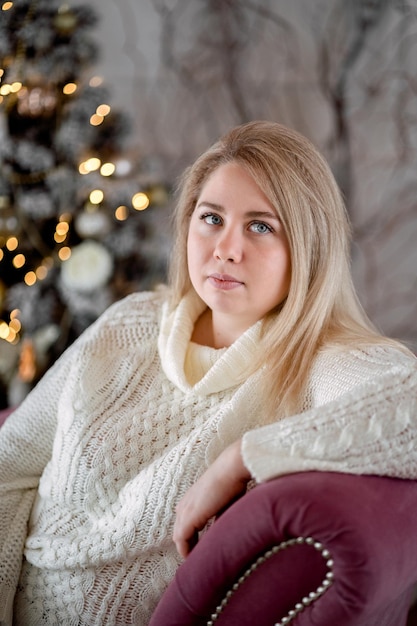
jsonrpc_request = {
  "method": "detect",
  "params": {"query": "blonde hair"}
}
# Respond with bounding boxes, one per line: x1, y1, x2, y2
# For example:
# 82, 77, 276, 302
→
168, 120, 405, 417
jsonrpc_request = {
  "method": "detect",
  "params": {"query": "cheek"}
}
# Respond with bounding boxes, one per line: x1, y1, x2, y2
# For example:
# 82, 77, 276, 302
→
263, 246, 291, 296
187, 225, 210, 261
186, 231, 203, 278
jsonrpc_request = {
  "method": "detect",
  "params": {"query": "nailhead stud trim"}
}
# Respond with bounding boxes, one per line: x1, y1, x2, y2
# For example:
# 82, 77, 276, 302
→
206, 536, 334, 626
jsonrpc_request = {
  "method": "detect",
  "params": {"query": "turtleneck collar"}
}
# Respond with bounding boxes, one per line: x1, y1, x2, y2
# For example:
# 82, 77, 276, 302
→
157, 290, 262, 395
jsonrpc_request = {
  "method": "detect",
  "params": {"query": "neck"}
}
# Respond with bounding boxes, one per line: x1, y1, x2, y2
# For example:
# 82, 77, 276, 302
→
191, 309, 253, 348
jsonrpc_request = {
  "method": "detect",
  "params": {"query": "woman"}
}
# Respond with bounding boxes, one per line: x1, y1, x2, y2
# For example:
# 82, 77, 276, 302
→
1, 121, 416, 625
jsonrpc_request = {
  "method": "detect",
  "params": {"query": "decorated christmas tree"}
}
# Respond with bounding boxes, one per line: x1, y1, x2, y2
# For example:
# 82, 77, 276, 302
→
0, 0, 169, 407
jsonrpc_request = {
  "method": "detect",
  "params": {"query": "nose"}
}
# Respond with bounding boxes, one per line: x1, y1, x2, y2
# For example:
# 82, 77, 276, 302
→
213, 227, 243, 263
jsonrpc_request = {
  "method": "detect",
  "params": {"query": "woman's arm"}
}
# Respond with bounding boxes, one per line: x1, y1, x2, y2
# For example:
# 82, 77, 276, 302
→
173, 351, 417, 558
242, 360, 417, 483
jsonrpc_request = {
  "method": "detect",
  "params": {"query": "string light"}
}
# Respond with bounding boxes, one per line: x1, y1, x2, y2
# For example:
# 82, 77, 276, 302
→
58, 246, 71, 261
56, 221, 69, 236
12, 253, 25, 269
0, 322, 9, 340
90, 113, 103, 126
24, 271, 36, 286
132, 192, 150, 211
90, 104, 111, 127
100, 162, 115, 176
89, 189, 104, 204
54, 217, 70, 243
115, 205, 128, 221
85, 157, 101, 172
2, 2, 13, 11
63, 82, 77, 95
6, 236, 18, 251
96, 104, 110, 117
9, 317, 21, 333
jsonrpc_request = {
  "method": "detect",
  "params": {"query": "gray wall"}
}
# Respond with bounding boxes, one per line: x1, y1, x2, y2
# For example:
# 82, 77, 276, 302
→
88, 0, 417, 350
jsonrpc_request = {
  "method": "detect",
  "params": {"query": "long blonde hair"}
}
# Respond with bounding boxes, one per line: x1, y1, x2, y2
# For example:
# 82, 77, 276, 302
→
168, 120, 406, 417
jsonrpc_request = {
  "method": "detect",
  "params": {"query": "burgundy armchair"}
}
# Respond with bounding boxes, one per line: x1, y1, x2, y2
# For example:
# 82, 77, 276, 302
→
150, 471, 417, 626
1, 409, 416, 625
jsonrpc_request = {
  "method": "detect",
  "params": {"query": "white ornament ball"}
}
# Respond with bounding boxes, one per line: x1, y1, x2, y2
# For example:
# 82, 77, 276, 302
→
61, 240, 114, 293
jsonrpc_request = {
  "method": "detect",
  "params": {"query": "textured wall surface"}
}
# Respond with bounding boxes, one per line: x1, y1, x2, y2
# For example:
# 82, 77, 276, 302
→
88, 0, 417, 350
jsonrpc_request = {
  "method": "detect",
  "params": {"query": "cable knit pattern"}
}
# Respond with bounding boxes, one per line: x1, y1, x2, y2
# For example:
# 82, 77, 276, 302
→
0, 290, 416, 625
242, 350, 417, 481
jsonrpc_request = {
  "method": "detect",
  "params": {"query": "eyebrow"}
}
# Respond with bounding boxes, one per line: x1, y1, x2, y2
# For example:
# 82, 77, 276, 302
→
196, 201, 280, 221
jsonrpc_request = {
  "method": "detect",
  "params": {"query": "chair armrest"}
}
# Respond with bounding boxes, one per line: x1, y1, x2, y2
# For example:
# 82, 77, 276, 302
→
150, 472, 417, 626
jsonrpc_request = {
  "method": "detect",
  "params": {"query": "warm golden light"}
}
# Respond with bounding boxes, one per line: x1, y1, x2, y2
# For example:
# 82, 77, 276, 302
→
2, 2, 13, 11
10, 308, 20, 319
10, 81, 22, 93
12, 253, 25, 268
0, 250, 3, 261
0, 322, 8, 339
63, 82, 77, 95
58, 246, 71, 261
6, 236, 18, 251
89, 189, 104, 204
24, 271, 37, 286
90, 114, 103, 126
54, 232, 66, 243
100, 162, 115, 176
56, 221, 69, 236
115, 205, 129, 221
5, 327, 16, 343
84, 157, 101, 172
9, 317, 21, 332
96, 104, 110, 117
132, 192, 150, 211
0, 84, 11, 96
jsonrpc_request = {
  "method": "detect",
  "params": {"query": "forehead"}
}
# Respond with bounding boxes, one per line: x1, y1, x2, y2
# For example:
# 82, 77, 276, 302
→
198, 162, 275, 210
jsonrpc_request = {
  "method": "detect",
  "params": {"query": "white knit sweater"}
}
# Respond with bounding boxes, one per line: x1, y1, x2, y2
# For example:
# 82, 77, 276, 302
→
0, 290, 416, 626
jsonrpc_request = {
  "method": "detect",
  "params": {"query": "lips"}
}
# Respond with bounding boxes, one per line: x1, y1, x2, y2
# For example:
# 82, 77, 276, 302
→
208, 273, 244, 290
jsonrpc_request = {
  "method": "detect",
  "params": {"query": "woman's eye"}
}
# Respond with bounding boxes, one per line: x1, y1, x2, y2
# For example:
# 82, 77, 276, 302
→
201, 213, 222, 226
249, 222, 273, 234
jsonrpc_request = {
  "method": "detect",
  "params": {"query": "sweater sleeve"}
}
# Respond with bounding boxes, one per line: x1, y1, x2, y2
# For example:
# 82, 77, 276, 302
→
241, 352, 417, 483
0, 328, 94, 625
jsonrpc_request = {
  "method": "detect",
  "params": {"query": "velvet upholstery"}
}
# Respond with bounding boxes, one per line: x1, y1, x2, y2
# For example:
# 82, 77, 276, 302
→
150, 472, 417, 626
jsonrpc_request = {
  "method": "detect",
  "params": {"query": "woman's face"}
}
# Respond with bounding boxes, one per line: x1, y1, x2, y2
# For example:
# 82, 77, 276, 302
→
187, 162, 291, 343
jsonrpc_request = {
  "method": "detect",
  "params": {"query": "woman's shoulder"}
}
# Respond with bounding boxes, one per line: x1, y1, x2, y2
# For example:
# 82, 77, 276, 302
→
305, 343, 417, 408
104, 288, 169, 321
83, 288, 170, 347
315, 342, 415, 371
